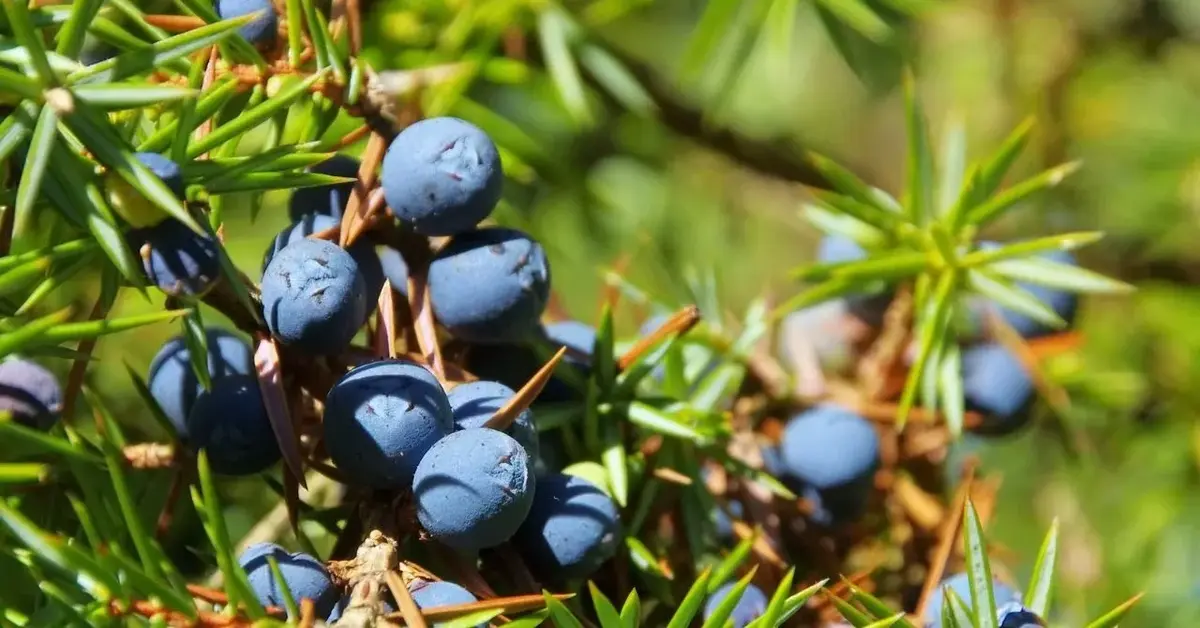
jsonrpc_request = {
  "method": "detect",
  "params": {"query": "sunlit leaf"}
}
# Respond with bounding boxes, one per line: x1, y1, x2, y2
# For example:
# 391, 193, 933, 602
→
963, 498, 997, 628
1024, 518, 1059, 616
69, 13, 255, 83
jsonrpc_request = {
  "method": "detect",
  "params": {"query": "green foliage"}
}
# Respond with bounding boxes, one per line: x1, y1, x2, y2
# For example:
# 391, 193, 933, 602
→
0, 0, 1165, 626
781, 80, 1129, 430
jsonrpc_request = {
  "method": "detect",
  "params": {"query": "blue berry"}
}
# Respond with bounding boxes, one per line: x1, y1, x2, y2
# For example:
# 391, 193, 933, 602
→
262, 214, 384, 304
533, 430, 567, 476
133, 152, 185, 199
962, 343, 1035, 435
545, 320, 595, 357
428, 227, 550, 344
713, 500, 743, 543
761, 444, 785, 478
148, 328, 254, 438
135, 218, 221, 297
188, 374, 280, 476
539, 320, 595, 402
239, 543, 337, 618
702, 582, 768, 628
462, 342, 540, 395
411, 580, 481, 627
462, 322, 592, 404
447, 380, 539, 460
924, 573, 1022, 627
261, 238, 367, 355
378, 245, 410, 297
779, 405, 879, 523
323, 359, 453, 489
80, 38, 117, 65
976, 242, 1078, 338
381, 117, 503, 236
780, 405, 878, 489
215, 0, 278, 46
998, 603, 1047, 627
817, 234, 868, 264
0, 358, 62, 431
413, 428, 535, 551
288, 154, 359, 221
514, 473, 619, 581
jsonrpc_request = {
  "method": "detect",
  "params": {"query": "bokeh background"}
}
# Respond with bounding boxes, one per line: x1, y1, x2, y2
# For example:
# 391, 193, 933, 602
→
47, 0, 1200, 625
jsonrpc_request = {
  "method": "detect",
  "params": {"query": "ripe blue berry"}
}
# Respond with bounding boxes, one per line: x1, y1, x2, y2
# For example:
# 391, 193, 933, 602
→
461, 321, 592, 404
148, 328, 254, 438
780, 405, 879, 489
381, 117, 503, 236
428, 227, 550, 344
976, 243, 1078, 338
188, 374, 280, 475
135, 218, 221, 297
924, 573, 1022, 627
261, 238, 367, 355
133, 152, 185, 199
323, 360, 453, 488
215, 0, 278, 46
779, 405, 879, 523
411, 580, 481, 627
998, 602, 1046, 627
288, 154, 359, 221
413, 428, 535, 552
447, 380, 539, 460
514, 473, 619, 581
817, 234, 868, 264
712, 500, 743, 543
378, 245, 410, 296
539, 320, 594, 402
962, 343, 1034, 435
0, 358, 62, 431
761, 444, 786, 478
239, 543, 337, 618
262, 214, 384, 304
702, 582, 768, 628
462, 342, 539, 395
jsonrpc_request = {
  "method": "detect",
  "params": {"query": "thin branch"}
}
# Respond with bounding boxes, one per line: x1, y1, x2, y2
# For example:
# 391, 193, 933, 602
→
527, 34, 835, 190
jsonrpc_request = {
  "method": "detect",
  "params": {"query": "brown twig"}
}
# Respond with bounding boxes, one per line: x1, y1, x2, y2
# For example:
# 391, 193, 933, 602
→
194, 47, 221, 153
340, 132, 387, 247
406, 269, 445, 380
122, 443, 176, 469
255, 336, 307, 489
384, 593, 576, 622
155, 465, 192, 540
331, 123, 372, 150
377, 279, 399, 359
62, 296, 110, 420
527, 36, 835, 190
386, 570, 429, 628
617, 305, 701, 370
483, 347, 566, 431
346, 0, 363, 56
142, 14, 207, 32
914, 458, 977, 618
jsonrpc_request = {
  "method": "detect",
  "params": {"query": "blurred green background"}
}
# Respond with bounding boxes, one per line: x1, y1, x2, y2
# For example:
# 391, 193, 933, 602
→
44, 0, 1200, 624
